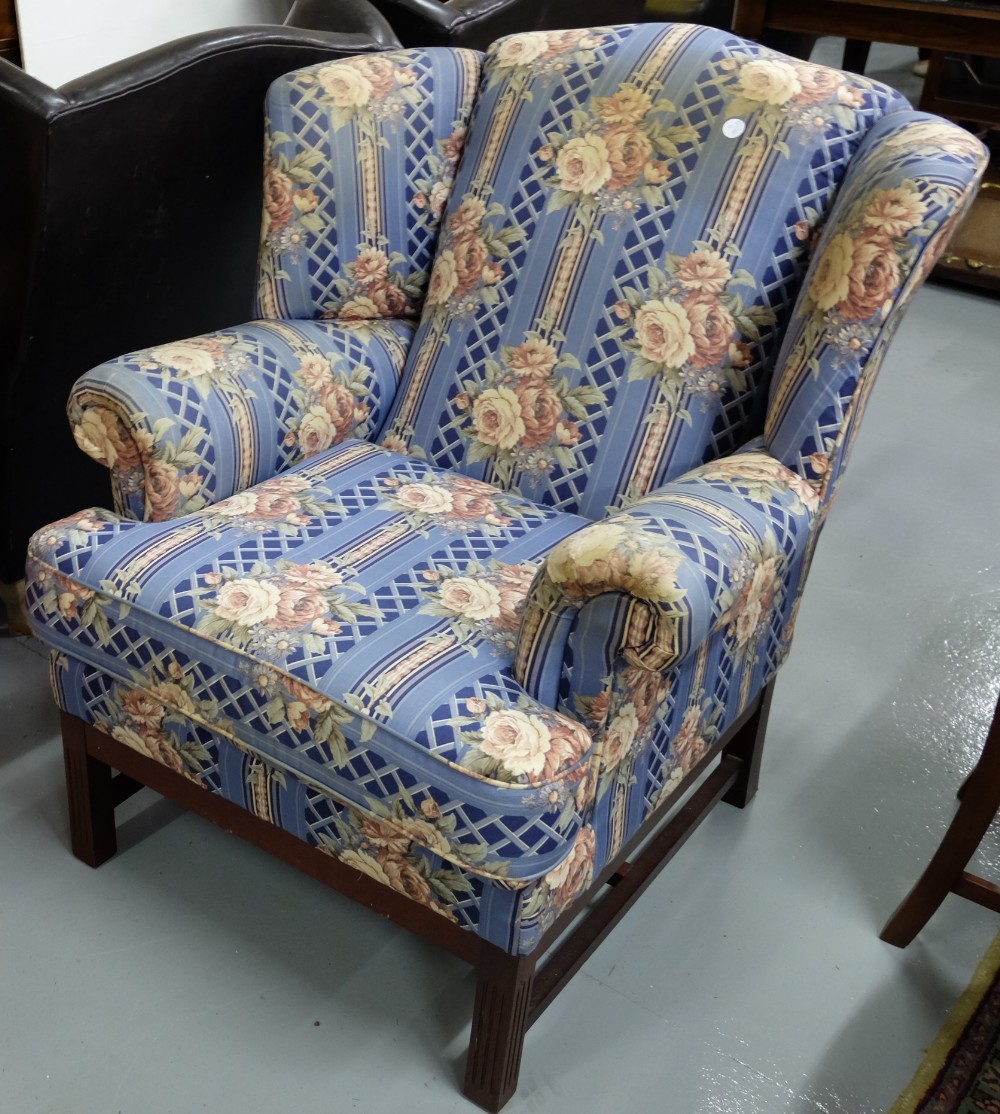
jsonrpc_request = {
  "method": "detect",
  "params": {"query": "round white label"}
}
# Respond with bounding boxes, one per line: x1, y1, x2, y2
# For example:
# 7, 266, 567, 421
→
722, 118, 746, 138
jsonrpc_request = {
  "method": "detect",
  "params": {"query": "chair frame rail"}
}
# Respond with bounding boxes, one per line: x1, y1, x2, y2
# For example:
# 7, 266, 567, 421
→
60, 679, 774, 1111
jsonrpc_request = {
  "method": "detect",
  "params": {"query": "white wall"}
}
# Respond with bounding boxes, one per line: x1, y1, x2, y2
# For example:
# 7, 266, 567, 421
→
17, 0, 290, 88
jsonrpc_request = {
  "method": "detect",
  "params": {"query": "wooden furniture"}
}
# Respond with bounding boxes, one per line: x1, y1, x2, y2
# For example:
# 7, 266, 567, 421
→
881, 691, 1000, 947
733, 0, 1000, 56
1, 0, 19, 65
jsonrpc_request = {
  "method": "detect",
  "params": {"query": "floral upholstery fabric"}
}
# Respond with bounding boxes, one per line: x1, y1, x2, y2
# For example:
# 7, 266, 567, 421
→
256, 48, 482, 321
764, 114, 987, 496
380, 24, 909, 518
69, 318, 414, 519
29, 441, 592, 883
28, 27, 987, 955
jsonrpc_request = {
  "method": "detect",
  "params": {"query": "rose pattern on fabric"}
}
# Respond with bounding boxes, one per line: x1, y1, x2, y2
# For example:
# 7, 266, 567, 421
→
576, 663, 671, 790
443, 335, 604, 488
69, 333, 264, 520
418, 559, 538, 652
799, 178, 944, 372
485, 29, 608, 84
69, 399, 205, 522
198, 473, 343, 538
413, 124, 469, 221
417, 193, 523, 323
719, 52, 875, 152
519, 824, 598, 933
543, 520, 686, 607
196, 556, 377, 659
321, 243, 427, 321
377, 471, 526, 536
539, 79, 697, 222
696, 453, 822, 514
312, 55, 422, 126
718, 531, 785, 653
655, 694, 721, 802
281, 351, 377, 458
455, 692, 591, 789
614, 244, 776, 412
316, 801, 477, 920
86, 659, 216, 785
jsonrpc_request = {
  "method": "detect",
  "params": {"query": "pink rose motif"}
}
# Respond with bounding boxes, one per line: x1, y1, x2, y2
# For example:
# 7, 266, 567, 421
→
297, 405, 335, 457
284, 563, 344, 590
507, 338, 559, 377
253, 491, 303, 520
452, 234, 489, 296
322, 382, 360, 442
347, 55, 395, 98
450, 490, 497, 519
145, 459, 181, 520
840, 228, 900, 321
352, 248, 390, 283
515, 378, 563, 448
449, 197, 487, 237
684, 294, 736, 369
675, 248, 732, 294
263, 164, 295, 231
544, 826, 597, 911
271, 585, 329, 629
604, 124, 653, 192
793, 62, 843, 105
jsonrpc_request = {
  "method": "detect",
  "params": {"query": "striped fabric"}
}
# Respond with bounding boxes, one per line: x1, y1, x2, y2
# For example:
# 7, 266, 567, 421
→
29, 26, 987, 955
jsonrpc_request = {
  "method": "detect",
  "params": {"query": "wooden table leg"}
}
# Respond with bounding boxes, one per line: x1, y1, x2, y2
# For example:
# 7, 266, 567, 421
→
881, 692, 1000, 948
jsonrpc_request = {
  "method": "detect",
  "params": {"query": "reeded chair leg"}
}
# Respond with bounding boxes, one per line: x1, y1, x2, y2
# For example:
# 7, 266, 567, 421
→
464, 948, 536, 1112
722, 681, 775, 809
881, 693, 1000, 948
61, 713, 118, 867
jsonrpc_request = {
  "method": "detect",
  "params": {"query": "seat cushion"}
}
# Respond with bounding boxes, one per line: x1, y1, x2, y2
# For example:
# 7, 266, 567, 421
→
27, 440, 594, 882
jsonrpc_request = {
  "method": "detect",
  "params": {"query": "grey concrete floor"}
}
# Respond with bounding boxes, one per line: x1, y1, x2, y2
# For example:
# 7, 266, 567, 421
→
2, 43, 1000, 1114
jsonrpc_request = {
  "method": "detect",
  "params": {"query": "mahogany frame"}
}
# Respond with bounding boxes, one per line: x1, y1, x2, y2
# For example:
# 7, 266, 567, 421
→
60, 679, 774, 1111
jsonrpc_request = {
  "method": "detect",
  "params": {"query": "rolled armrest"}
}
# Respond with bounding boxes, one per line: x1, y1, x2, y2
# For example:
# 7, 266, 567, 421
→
69, 317, 414, 521
514, 448, 820, 707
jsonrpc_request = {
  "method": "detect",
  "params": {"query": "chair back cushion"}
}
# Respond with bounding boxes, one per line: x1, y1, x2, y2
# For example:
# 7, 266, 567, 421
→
381, 24, 907, 518
255, 47, 482, 321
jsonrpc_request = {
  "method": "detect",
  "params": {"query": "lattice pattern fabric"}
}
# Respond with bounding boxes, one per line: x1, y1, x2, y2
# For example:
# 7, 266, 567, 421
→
379, 24, 910, 519
27, 25, 988, 957
69, 318, 414, 519
255, 48, 482, 321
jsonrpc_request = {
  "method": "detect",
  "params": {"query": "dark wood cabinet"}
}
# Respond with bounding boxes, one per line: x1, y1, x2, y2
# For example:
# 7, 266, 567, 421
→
1, 0, 20, 65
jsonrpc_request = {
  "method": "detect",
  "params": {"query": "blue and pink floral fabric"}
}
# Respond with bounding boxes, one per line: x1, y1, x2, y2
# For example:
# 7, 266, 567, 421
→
28, 25, 987, 954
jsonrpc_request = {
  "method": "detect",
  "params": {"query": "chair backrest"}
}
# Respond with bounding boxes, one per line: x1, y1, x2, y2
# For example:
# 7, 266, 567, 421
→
255, 48, 482, 321
380, 24, 908, 519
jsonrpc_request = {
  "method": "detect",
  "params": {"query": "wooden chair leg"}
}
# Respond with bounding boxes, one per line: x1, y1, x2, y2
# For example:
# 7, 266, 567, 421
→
722, 681, 775, 809
464, 948, 536, 1113
61, 713, 118, 867
881, 693, 1000, 948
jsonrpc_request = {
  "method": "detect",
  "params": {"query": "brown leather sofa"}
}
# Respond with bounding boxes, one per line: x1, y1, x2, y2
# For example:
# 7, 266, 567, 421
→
0, 5, 398, 616
356, 0, 647, 48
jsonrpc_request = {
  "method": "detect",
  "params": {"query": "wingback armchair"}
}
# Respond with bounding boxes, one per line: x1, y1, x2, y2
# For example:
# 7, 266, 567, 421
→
25, 23, 985, 1111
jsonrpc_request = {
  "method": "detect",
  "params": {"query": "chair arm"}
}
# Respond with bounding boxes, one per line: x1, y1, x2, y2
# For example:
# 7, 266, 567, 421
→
68, 317, 414, 521
764, 110, 988, 505
513, 448, 819, 707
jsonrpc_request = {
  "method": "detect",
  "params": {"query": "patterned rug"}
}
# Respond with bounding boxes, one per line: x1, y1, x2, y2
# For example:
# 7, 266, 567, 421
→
890, 932, 1000, 1113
